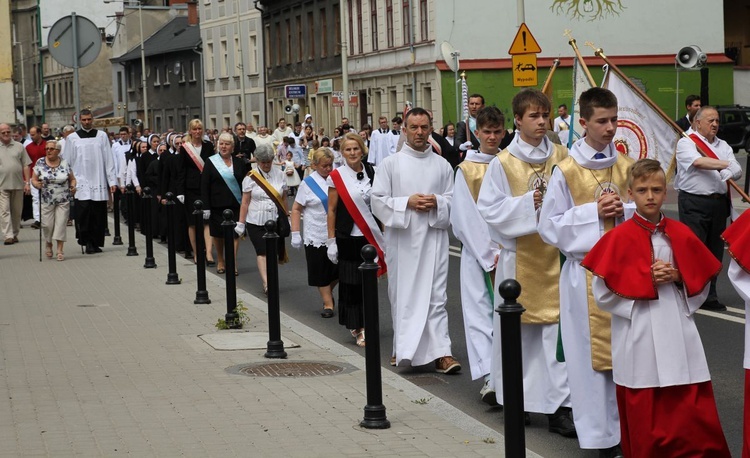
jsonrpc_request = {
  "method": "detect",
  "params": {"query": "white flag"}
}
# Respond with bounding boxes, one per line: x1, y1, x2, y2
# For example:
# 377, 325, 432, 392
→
567, 57, 592, 147
461, 75, 469, 121
602, 66, 681, 173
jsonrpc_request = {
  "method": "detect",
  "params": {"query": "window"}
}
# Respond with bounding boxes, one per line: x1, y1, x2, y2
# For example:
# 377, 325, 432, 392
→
402, 0, 411, 46
117, 71, 123, 102
127, 66, 135, 91
285, 19, 291, 64
190, 59, 197, 82
178, 61, 186, 83
235, 37, 241, 77
371, 0, 378, 51
334, 7, 341, 55
386, 0, 393, 48
348, 1, 354, 56
320, 8, 328, 58
249, 35, 258, 74
264, 24, 272, 68
207, 42, 215, 78
419, 0, 428, 41
163, 65, 170, 85
220, 39, 228, 77
296, 15, 302, 63
153, 65, 160, 86
275, 21, 282, 66
307, 12, 315, 59
356, 0, 363, 54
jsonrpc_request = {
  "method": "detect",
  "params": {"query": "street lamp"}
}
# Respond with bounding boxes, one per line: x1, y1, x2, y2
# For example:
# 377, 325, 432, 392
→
105, 0, 148, 130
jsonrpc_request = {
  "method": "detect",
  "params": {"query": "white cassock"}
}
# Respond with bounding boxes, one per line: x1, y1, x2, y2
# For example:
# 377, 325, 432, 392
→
729, 260, 750, 370
371, 143, 454, 366
111, 141, 130, 188
477, 140, 571, 414
594, 232, 710, 388
65, 130, 116, 201
450, 150, 500, 380
367, 129, 393, 166
537, 140, 633, 449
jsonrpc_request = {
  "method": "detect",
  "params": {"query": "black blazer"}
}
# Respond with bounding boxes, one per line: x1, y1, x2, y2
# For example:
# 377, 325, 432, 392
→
144, 156, 161, 193
175, 140, 214, 197
676, 116, 691, 132
201, 155, 247, 210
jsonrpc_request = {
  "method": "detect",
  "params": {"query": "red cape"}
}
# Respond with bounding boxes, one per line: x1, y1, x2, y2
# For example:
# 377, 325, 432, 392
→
722, 209, 750, 273
581, 213, 721, 300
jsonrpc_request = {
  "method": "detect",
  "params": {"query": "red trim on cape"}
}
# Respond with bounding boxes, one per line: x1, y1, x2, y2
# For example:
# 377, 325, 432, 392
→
722, 209, 750, 273
329, 169, 387, 276
581, 213, 721, 300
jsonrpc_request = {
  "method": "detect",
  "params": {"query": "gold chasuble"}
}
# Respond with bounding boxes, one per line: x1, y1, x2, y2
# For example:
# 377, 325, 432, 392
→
456, 160, 489, 203
556, 153, 633, 371
498, 145, 568, 325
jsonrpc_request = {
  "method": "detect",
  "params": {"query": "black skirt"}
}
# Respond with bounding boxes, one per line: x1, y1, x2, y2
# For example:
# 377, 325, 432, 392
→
208, 205, 241, 238
336, 235, 367, 329
304, 244, 339, 287
246, 223, 278, 256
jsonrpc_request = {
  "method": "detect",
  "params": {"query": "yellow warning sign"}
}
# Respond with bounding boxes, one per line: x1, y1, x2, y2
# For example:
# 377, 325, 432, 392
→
508, 23, 542, 55
512, 54, 538, 87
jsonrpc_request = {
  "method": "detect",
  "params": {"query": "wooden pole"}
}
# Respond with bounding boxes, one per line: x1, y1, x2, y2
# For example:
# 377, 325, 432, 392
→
541, 58, 560, 96
564, 30, 597, 87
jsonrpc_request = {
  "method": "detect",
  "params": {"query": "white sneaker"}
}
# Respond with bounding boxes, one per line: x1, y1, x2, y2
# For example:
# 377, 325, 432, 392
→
480, 379, 499, 406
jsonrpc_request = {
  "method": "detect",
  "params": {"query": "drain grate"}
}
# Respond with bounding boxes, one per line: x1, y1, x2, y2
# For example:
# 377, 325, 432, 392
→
228, 361, 349, 377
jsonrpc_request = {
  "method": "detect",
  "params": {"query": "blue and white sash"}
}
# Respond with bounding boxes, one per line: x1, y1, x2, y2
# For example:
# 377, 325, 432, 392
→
304, 175, 328, 213
209, 155, 241, 204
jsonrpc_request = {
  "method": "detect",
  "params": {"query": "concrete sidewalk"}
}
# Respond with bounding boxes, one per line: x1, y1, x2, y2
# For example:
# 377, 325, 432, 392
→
0, 220, 536, 457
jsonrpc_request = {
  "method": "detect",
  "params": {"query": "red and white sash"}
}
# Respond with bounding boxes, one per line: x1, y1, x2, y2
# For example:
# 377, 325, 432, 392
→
329, 168, 387, 276
182, 141, 205, 172
428, 135, 442, 156
689, 133, 731, 197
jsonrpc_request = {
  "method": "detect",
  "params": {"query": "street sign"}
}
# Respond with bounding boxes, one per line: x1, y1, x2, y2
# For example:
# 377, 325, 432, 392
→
332, 91, 358, 107
48, 14, 102, 68
315, 79, 333, 94
508, 23, 542, 55
285, 84, 307, 99
512, 54, 538, 87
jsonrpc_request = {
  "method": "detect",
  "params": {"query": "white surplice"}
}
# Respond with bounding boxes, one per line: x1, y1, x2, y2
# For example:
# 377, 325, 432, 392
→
476, 137, 571, 414
451, 150, 500, 380
537, 138, 631, 449
367, 129, 394, 166
371, 143, 454, 366
728, 260, 750, 370
64, 130, 116, 201
594, 231, 711, 388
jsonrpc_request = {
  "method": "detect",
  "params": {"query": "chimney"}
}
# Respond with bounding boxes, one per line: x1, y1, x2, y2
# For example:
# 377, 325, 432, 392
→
187, 0, 198, 26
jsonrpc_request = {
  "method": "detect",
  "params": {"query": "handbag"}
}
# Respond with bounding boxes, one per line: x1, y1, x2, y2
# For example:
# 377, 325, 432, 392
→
276, 213, 291, 237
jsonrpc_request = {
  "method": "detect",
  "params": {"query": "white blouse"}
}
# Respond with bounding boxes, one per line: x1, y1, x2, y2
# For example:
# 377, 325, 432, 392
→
326, 163, 372, 237
294, 171, 329, 247
241, 167, 288, 226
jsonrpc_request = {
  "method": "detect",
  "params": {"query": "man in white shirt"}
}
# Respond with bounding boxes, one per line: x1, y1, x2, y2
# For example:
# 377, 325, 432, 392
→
272, 118, 293, 145
553, 104, 572, 133
674, 105, 742, 311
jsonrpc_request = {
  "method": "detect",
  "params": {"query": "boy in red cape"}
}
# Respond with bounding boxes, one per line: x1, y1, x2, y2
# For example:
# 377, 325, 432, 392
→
582, 159, 730, 458
725, 208, 750, 458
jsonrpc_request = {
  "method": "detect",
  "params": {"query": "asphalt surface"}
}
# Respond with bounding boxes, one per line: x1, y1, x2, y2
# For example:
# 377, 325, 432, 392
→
218, 152, 750, 457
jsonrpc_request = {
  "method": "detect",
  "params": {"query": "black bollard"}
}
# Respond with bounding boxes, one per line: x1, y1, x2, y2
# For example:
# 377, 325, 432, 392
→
222, 210, 241, 328
164, 192, 181, 285
263, 219, 287, 358
193, 200, 211, 304
125, 184, 138, 256
497, 279, 526, 457
359, 245, 390, 429
142, 187, 157, 268
112, 188, 123, 245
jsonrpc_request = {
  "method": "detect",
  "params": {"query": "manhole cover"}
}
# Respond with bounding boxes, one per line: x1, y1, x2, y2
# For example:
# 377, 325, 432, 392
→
227, 361, 352, 377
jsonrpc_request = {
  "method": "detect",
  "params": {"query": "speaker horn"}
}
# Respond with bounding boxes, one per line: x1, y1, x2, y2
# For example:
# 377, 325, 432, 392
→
676, 45, 707, 69
284, 105, 293, 115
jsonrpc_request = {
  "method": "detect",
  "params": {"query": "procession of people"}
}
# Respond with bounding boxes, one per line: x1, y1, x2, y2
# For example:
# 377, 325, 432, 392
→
6, 86, 750, 457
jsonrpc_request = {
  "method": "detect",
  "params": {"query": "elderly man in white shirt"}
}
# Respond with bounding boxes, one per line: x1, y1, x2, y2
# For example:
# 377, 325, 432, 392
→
674, 105, 742, 311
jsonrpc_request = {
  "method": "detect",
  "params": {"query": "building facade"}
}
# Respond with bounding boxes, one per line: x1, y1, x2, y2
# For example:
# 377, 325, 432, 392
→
199, 0, 266, 131
11, 0, 42, 126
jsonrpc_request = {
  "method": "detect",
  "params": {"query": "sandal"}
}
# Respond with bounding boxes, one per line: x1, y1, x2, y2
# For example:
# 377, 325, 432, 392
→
216, 266, 226, 274
45, 244, 53, 258
57, 252, 64, 261
355, 329, 366, 347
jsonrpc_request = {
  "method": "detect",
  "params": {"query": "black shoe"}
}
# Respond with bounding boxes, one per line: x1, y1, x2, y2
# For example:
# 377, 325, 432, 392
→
320, 307, 334, 318
30, 221, 40, 229
93, 245, 102, 253
547, 407, 577, 438
104, 228, 111, 236
598, 445, 623, 458
85, 242, 96, 254
524, 412, 531, 425
700, 300, 727, 311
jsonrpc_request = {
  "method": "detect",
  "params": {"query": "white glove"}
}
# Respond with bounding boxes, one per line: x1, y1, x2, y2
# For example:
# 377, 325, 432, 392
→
326, 238, 338, 264
291, 231, 302, 249
459, 141, 473, 152
719, 169, 733, 182
176, 194, 185, 204
203, 210, 210, 220
234, 222, 246, 237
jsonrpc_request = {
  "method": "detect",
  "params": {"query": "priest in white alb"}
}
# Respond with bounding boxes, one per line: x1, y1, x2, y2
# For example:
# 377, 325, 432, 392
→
371, 107, 461, 374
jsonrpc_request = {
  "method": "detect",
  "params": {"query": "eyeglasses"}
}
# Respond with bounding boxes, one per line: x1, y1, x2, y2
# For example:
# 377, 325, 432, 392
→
45, 147, 57, 151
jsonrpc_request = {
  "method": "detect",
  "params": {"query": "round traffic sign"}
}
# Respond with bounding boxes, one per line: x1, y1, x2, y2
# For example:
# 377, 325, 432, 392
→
47, 14, 102, 68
